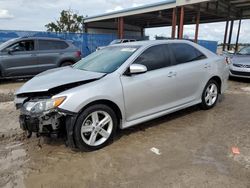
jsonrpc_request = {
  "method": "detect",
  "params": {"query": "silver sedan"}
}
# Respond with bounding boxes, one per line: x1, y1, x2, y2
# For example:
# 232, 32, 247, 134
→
15, 40, 229, 151
229, 46, 250, 78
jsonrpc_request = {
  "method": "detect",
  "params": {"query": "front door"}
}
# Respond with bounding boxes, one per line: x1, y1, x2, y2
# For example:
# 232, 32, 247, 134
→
121, 44, 177, 122
1, 40, 38, 77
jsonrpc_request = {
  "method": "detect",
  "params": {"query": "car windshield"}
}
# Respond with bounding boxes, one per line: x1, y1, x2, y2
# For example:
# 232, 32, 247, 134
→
238, 47, 250, 55
73, 46, 139, 73
110, 39, 122, 45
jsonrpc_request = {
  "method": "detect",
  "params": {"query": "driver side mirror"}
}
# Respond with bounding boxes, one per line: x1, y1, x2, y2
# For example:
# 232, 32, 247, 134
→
127, 64, 147, 75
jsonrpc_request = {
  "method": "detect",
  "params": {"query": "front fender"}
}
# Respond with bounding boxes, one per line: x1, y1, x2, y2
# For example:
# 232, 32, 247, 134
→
54, 73, 125, 119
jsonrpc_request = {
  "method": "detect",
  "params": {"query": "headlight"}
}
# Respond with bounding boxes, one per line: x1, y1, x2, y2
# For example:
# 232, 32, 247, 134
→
24, 96, 66, 113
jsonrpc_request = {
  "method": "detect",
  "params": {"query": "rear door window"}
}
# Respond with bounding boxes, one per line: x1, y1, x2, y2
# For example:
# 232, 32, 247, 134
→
133, 44, 172, 71
38, 40, 69, 50
170, 43, 206, 65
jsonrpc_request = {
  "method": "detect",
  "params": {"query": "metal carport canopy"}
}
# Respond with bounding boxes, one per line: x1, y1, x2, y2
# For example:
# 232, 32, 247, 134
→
84, 0, 250, 28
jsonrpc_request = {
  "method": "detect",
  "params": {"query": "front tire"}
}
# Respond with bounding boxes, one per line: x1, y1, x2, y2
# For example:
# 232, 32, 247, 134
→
74, 104, 117, 151
200, 80, 219, 110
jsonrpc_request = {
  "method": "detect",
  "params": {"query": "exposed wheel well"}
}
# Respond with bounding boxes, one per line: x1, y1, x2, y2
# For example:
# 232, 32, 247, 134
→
209, 76, 222, 93
78, 100, 122, 125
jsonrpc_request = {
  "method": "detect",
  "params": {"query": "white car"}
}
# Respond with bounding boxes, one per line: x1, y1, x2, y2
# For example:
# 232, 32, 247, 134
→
229, 46, 250, 78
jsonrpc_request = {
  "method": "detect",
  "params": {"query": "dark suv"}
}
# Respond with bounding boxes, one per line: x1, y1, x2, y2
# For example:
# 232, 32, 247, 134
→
0, 37, 82, 78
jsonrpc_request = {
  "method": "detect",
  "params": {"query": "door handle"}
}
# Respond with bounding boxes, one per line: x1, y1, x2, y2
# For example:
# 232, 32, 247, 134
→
168, 71, 177, 77
204, 63, 211, 68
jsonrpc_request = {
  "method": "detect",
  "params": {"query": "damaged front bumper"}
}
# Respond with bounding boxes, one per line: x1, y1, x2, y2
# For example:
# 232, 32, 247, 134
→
15, 96, 67, 134
19, 107, 64, 136
15, 95, 79, 148
18, 106, 78, 148
15, 96, 71, 135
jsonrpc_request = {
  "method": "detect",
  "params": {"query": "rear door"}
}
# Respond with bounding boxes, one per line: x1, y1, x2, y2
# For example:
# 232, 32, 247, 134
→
168, 43, 210, 105
121, 44, 178, 121
1, 39, 39, 77
36, 40, 69, 73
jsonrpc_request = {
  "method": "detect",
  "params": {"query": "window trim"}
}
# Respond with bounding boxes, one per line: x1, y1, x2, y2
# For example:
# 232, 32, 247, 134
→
37, 39, 69, 51
3, 39, 36, 53
169, 43, 207, 66
129, 44, 173, 73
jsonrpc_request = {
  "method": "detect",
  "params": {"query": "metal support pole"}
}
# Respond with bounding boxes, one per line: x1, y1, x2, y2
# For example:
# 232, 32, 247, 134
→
178, 6, 184, 39
171, 8, 177, 39
227, 20, 234, 51
223, 20, 229, 51
117, 18, 120, 38
141, 28, 144, 38
235, 19, 242, 52
84, 23, 88, 33
118, 17, 124, 39
194, 8, 200, 43
177, 23, 180, 39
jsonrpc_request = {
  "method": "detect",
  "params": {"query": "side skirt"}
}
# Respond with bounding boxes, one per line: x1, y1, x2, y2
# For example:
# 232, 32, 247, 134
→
121, 100, 201, 129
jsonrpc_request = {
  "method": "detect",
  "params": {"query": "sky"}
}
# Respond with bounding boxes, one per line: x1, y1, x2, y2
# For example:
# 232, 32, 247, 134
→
0, 0, 250, 43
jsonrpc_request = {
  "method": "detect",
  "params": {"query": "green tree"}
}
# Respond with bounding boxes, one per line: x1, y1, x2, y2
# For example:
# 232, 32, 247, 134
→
45, 9, 85, 33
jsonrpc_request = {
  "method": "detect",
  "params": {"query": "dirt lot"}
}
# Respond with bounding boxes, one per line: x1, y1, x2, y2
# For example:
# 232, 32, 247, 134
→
0, 80, 26, 102
0, 79, 249, 188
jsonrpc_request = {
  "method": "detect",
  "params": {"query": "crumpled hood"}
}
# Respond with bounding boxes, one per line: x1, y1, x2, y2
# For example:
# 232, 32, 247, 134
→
16, 66, 106, 95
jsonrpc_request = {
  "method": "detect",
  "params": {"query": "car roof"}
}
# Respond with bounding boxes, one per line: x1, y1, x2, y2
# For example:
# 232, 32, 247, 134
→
111, 39, 216, 57
17, 37, 66, 41
112, 39, 195, 47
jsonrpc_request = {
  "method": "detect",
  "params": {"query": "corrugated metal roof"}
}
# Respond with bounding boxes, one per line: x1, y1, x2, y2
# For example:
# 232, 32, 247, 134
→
84, 0, 176, 23
84, 0, 250, 27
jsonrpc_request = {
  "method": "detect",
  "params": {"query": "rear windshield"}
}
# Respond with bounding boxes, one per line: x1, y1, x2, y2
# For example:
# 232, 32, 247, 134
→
110, 40, 122, 45
73, 46, 139, 73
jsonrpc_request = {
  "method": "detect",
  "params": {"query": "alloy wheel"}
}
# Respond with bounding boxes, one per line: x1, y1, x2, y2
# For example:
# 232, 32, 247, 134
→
205, 83, 218, 106
80, 111, 113, 146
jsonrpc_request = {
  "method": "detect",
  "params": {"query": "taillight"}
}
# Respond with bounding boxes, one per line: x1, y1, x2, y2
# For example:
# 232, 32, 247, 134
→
75, 51, 81, 58
225, 57, 231, 65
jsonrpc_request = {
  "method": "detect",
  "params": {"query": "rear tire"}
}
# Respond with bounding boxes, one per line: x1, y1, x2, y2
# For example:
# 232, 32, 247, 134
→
200, 80, 219, 110
74, 104, 118, 151
60, 61, 74, 67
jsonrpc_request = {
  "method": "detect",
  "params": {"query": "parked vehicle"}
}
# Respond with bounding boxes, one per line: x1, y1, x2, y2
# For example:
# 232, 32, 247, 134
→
110, 39, 137, 45
96, 38, 137, 51
0, 37, 81, 79
228, 46, 250, 78
15, 40, 229, 151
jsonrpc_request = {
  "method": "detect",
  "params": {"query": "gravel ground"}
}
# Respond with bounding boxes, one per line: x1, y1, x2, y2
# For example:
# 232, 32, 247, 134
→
0, 79, 249, 188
